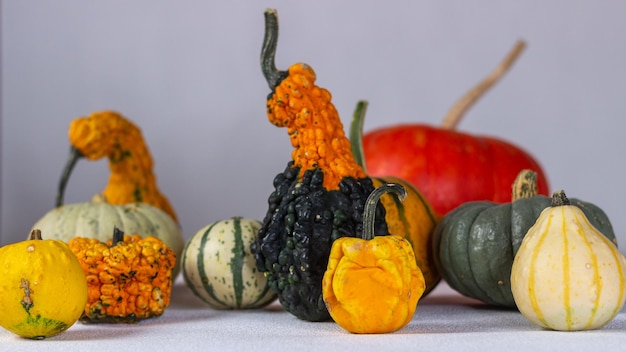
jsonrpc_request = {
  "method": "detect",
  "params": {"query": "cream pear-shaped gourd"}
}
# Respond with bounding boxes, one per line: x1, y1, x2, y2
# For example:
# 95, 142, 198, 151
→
511, 190, 626, 331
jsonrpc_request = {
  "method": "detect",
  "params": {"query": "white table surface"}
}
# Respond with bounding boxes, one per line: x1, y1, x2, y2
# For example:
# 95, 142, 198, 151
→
2, 276, 625, 352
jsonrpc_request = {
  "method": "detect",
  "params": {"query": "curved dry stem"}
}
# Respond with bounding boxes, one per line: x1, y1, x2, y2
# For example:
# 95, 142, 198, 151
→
441, 40, 527, 130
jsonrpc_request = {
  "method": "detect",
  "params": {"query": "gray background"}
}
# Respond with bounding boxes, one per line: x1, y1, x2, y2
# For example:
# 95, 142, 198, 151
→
2, 1, 625, 253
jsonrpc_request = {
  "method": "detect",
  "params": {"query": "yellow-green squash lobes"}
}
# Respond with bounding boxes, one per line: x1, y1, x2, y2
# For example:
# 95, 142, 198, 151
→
511, 191, 626, 331
182, 217, 277, 309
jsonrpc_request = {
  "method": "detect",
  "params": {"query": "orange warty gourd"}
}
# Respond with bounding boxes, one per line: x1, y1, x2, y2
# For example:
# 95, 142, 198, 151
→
68, 227, 176, 323
265, 58, 366, 191
58, 110, 177, 222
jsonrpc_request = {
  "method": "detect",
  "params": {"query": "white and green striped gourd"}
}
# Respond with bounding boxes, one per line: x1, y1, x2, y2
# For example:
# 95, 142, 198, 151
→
182, 217, 277, 309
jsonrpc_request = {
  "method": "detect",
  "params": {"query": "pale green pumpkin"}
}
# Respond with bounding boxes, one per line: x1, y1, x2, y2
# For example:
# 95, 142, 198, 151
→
31, 200, 184, 278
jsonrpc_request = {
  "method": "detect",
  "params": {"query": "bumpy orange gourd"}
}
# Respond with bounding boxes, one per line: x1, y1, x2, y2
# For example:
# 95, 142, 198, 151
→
58, 111, 177, 222
68, 227, 176, 323
322, 183, 426, 334
266, 61, 366, 191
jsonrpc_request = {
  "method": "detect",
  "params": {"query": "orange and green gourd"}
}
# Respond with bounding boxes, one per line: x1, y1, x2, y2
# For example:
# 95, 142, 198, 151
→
57, 111, 177, 223
68, 227, 176, 323
251, 9, 389, 322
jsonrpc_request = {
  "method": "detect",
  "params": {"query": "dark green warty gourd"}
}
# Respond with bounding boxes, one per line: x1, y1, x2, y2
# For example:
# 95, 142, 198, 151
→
250, 9, 388, 322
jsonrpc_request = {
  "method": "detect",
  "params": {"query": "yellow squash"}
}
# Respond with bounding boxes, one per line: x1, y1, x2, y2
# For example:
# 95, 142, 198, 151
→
0, 230, 88, 339
322, 183, 426, 334
511, 190, 626, 331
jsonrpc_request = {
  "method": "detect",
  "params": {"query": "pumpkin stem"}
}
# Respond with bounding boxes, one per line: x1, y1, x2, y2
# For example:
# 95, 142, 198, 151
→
56, 146, 84, 207
441, 40, 526, 130
362, 183, 407, 241
28, 229, 43, 241
261, 8, 289, 92
551, 190, 571, 207
349, 100, 369, 173
112, 226, 125, 246
511, 169, 538, 201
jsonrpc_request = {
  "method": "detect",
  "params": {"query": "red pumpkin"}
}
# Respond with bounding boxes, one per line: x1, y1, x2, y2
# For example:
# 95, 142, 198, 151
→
358, 40, 550, 215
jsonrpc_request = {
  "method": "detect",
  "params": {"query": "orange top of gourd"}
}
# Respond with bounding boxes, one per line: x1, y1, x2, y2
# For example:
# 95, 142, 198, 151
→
263, 10, 365, 190
67, 111, 178, 222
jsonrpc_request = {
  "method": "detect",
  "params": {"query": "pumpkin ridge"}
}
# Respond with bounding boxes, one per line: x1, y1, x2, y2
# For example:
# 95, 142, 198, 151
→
196, 222, 230, 308
582, 211, 626, 322
559, 207, 573, 330
569, 209, 601, 329
468, 205, 512, 305
407, 184, 439, 228
528, 211, 551, 327
441, 203, 492, 298
230, 217, 245, 308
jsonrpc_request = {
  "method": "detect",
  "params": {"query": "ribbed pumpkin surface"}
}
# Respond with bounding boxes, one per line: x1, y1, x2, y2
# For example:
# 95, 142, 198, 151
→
31, 202, 184, 278
182, 217, 276, 309
511, 201, 626, 330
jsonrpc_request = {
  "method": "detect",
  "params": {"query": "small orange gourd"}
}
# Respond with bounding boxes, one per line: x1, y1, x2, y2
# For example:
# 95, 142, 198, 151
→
322, 183, 426, 334
68, 227, 176, 323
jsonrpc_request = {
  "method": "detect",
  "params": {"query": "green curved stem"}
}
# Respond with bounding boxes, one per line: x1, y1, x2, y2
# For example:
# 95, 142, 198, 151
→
349, 100, 369, 173
56, 146, 83, 207
362, 183, 407, 240
261, 8, 288, 91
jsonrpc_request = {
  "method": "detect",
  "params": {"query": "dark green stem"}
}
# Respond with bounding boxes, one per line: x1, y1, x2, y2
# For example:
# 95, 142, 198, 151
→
261, 8, 288, 91
112, 226, 125, 246
349, 100, 369, 173
56, 146, 83, 207
551, 190, 570, 207
362, 183, 407, 240
28, 229, 42, 241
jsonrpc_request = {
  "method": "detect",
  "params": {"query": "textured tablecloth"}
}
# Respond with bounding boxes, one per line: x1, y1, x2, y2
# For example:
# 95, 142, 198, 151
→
1, 277, 625, 352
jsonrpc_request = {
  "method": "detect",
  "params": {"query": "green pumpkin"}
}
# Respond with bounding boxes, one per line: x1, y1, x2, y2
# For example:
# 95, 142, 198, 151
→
432, 170, 617, 308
